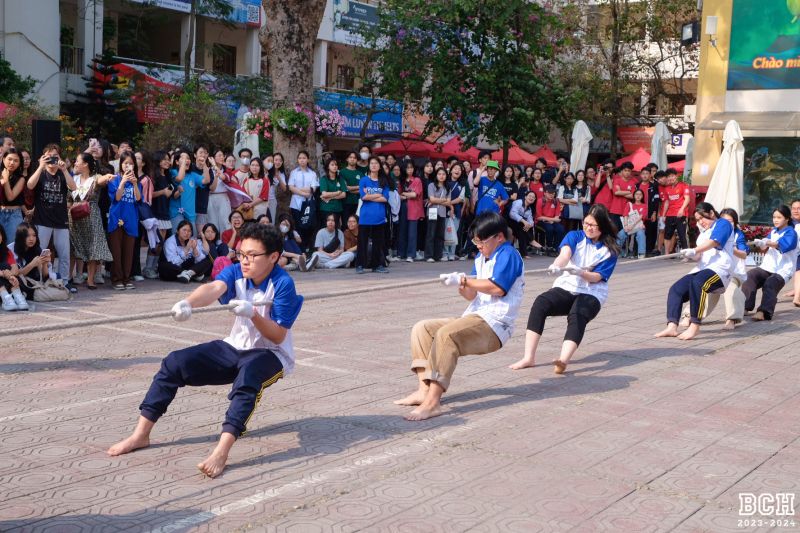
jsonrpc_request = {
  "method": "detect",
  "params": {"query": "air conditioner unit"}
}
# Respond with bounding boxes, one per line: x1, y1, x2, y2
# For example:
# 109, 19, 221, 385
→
684, 105, 697, 123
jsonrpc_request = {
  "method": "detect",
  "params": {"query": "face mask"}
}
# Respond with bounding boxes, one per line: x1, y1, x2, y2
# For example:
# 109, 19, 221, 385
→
265, 162, 274, 170
279, 224, 289, 234
360, 152, 369, 161
241, 157, 251, 166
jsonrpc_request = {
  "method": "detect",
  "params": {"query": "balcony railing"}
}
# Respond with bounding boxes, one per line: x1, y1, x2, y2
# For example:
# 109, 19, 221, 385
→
60, 45, 84, 74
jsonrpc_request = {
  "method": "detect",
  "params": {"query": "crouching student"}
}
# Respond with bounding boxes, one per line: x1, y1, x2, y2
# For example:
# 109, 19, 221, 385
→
108, 224, 303, 478
509, 204, 619, 374
159, 220, 213, 283
743, 205, 798, 321
304, 213, 355, 270
395, 211, 524, 421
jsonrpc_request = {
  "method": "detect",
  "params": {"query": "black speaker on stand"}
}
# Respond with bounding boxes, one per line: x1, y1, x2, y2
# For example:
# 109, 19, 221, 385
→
31, 119, 62, 158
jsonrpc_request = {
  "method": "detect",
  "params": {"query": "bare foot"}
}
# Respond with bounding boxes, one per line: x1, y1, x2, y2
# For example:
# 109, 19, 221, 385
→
107, 434, 150, 456
393, 390, 428, 406
654, 324, 679, 338
783, 290, 794, 298
198, 450, 229, 478
679, 316, 690, 328
677, 323, 700, 340
752, 311, 766, 321
404, 403, 445, 421
793, 300, 800, 308
722, 320, 736, 331
509, 358, 535, 370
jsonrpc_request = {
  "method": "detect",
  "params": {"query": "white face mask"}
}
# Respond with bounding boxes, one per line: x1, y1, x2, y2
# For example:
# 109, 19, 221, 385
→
360, 152, 369, 161
279, 224, 290, 234
240, 157, 251, 166
265, 162, 274, 170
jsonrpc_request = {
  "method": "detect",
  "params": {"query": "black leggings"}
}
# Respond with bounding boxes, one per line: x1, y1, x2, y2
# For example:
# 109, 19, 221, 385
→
158, 257, 213, 281
527, 287, 601, 345
356, 223, 386, 269
742, 267, 785, 320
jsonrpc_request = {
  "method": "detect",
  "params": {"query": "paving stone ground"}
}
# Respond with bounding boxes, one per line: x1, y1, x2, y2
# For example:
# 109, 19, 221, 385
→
1, 256, 800, 533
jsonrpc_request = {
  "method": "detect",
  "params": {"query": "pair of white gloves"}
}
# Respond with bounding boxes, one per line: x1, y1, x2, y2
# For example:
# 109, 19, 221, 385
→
440, 272, 466, 286
171, 299, 272, 322
546, 264, 586, 276
752, 238, 773, 249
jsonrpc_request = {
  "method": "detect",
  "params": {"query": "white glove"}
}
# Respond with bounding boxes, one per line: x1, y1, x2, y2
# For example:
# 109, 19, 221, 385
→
564, 265, 585, 276
171, 300, 192, 322
439, 272, 465, 286
680, 248, 697, 258
228, 299, 255, 318
546, 264, 561, 276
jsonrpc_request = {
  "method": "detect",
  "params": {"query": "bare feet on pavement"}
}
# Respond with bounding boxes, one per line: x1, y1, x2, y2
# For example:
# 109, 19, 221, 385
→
198, 450, 229, 478
107, 434, 150, 456
654, 324, 679, 338
677, 323, 700, 340
393, 390, 427, 406
405, 403, 445, 421
508, 358, 535, 370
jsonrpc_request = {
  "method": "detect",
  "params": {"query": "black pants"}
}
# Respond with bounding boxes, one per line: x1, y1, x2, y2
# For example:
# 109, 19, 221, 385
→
424, 215, 446, 260
139, 340, 284, 438
666, 269, 724, 324
356, 223, 386, 269
342, 203, 358, 224
291, 208, 314, 253
510, 219, 533, 256
458, 210, 474, 257
158, 256, 213, 281
131, 222, 144, 277
645, 219, 657, 252
742, 267, 785, 320
665, 216, 688, 249
527, 287, 601, 345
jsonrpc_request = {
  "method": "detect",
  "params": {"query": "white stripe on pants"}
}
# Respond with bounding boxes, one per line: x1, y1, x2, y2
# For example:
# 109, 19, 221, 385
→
36, 225, 70, 280
207, 194, 232, 234
312, 251, 355, 269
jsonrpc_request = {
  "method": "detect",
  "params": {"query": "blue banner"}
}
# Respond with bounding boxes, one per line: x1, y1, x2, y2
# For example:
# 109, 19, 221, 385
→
128, 0, 261, 27
315, 90, 403, 138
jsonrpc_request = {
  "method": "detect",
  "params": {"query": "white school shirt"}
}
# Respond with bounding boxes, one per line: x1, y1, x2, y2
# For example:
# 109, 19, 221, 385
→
288, 167, 319, 210
463, 242, 524, 345
553, 231, 618, 305
760, 226, 799, 282
163, 235, 207, 266
729, 229, 748, 283
216, 264, 304, 375
690, 218, 734, 286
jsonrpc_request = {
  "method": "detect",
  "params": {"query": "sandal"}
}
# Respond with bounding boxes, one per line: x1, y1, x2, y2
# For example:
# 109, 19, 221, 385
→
86, 284, 97, 290
553, 360, 567, 375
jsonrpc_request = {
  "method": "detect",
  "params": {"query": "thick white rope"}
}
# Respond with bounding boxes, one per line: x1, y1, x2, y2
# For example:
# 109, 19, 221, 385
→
3, 252, 681, 338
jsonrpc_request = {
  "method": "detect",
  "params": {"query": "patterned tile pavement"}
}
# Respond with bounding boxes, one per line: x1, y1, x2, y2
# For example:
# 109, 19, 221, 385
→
1, 256, 799, 532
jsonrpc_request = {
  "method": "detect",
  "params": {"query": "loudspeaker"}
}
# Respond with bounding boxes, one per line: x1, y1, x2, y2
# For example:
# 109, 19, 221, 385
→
32, 119, 62, 158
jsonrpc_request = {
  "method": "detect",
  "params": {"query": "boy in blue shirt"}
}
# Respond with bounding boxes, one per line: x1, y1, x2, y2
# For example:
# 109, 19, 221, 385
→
108, 224, 303, 478
474, 160, 509, 215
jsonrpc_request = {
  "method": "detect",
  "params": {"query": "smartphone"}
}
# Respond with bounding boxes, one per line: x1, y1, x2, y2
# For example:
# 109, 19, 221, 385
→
47, 157, 59, 165
41, 248, 50, 256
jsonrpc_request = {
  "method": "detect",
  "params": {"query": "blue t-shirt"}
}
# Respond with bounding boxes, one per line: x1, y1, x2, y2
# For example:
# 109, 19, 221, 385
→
475, 177, 509, 215
107, 176, 141, 237
169, 169, 204, 221
470, 241, 524, 295
359, 176, 390, 225
216, 263, 303, 330
734, 228, 748, 252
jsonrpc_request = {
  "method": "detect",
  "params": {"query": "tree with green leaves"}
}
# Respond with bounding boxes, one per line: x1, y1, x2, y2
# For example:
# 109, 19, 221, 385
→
0, 55, 36, 103
356, 0, 572, 164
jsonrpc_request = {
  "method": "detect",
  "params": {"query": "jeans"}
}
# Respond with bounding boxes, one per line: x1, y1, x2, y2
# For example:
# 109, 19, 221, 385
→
443, 218, 460, 259
0, 208, 23, 242
633, 228, 646, 256
36, 225, 70, 281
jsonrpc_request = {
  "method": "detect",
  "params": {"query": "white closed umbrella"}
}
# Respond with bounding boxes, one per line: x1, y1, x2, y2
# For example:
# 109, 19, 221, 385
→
569, 120, 593, 172
683, 136, 694, 181
704, 120, 744, 214
650, 122, 670, 171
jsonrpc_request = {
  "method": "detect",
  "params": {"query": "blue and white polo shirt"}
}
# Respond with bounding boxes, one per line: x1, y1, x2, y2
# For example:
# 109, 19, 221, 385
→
553, 230, 618, 305
761, 226, 799, 282
690, 218, 734, 286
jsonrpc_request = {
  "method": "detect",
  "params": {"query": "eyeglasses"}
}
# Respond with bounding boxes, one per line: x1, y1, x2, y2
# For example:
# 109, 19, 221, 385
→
472, 234, 499, 247
582, 221, 599, 229
235, 251, 269, 262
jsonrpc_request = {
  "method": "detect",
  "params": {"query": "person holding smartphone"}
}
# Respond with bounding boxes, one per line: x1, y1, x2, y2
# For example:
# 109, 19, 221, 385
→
26, 143, 77, 292
14, 223, 50, 302
107, 151, 142, 290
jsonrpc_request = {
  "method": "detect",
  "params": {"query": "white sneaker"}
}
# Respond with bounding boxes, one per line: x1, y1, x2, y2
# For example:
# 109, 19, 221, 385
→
192, 274, 205, 282
388, 255, 400, 262
416, 251, 424, 260
177, 270, 192, 284
11, 289, 28, 311
94, 273, 105, 285
133, 275, 145, 282
306, 253, 319, 270
446, 256, 453, 261
426, 258, 435, 263
2, 294, 18, 311
406, 257, 414, 263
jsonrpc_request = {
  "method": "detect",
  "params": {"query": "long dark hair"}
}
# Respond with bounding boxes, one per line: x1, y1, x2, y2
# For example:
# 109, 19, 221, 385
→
0, 148, 24, 182
14, 222, 39, 262
249, 157, 265, 179
774, 204, 792, 226
77, 152, 98, 175
118, 151, 139, 178
174, 220, 193, 245
695, 201, 719, 220
719, 207, 740, 229
586, 204, 620, 255
268, 152, 285, 183
367, 156, 390, 189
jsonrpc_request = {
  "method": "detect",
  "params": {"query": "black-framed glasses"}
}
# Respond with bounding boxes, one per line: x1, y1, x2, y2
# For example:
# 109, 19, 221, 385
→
235, 251, 269, 262
582, 221, 599, 229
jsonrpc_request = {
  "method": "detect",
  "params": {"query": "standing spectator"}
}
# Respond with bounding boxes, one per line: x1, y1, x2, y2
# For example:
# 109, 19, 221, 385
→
70, 152, 113, 289
1, 148, 25, 239
14, 224, 50, 302
356, 157, 390, 274
240, 157, 269, 220
267, 153, 287, 224
0, 134, 14, 157
169, 149, 206, 230
234, 148, 252, 185
623, 189, 647, 259
509, 190, 542, 258
536, 185, 565, 253
130, 150, 152, 282
207, 151, 233, 235
305, 213, 354, 270
638, 166, 660, 255
528, 167, 545, 201
26, 144, 77, 291
357, 145, 371, 172
398, 161, 422, 262
145, 151, 175, 279
592, 163, 615, 211
193, 146, 215, 236
661, 169, 691, 255
557, 172, 583, 231
424, 167, 450, 262
287, 150, 318, 252
107, 152, 142, 290
574, 169, 592, 217
609, 162, 637, 246
444, 163, 466, 261
339, 151, 362, 223
319, 158, 347, 229
110, 140, 133, 173
159, 220, 212, 283
474, 161, 508, 215
785, 199, 800, 307
224, 154, 237, 178
500, 165, 519, 216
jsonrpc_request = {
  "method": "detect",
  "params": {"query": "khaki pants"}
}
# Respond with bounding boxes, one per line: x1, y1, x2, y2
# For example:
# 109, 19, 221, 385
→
410, 314, 501, 391
681, 277, 745, 323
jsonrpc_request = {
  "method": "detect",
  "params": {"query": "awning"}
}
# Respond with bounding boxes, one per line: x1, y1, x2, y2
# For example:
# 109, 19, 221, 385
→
697, 112, 800, 131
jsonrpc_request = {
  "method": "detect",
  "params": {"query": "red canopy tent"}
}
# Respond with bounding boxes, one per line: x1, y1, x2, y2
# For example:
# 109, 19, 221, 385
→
440, 136, 481, 163
531, 145, 558, 167
668, 159, 685, 173
373, 136, 444, 159
490, 141, 538, 166
615, 147, 651, 170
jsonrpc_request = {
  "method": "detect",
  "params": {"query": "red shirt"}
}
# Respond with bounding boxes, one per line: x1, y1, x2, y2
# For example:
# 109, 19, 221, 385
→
593, 182, 613, 210
528, 181, 545, 200
632, 202, 647, 220
403, 177, 424, 220
664, 182, 690, 217
221, 229, 242, 250
610, 176, 637, 215
536, 197, 561, 220
2, 250, 14, 266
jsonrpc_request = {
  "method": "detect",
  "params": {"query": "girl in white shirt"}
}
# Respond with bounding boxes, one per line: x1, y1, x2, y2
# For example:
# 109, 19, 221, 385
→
287, 151, 318, 252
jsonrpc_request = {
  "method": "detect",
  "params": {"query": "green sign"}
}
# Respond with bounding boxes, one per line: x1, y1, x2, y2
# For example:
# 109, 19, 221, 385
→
727, 0, 800, 90
742, 138, 800, 225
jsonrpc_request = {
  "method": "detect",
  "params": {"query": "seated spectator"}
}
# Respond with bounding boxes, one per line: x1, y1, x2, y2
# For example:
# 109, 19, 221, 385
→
509, 190, 543, 258
256, 213, 272, 225
14, 223, 51, 303
276, 213, 306, 271
221, 211, 245, 251
536, 185, 566, 254
344, 214, 359, 259
159, 220, 212, 283
0, 225, 27, 311
201, 223, 231, 261
304, 213, 355, 270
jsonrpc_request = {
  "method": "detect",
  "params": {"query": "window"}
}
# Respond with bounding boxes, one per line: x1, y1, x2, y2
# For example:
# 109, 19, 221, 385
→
336, 64, 355, 90
213, 44, 237, 76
